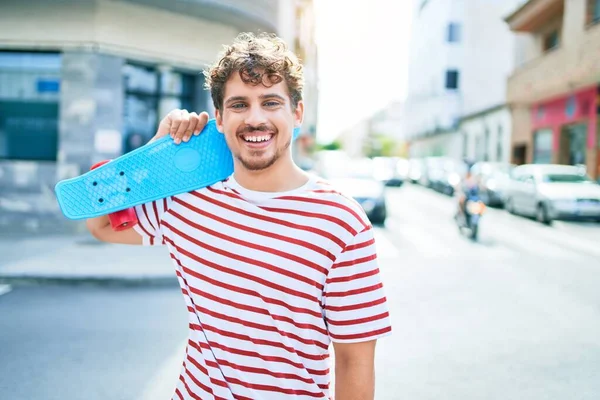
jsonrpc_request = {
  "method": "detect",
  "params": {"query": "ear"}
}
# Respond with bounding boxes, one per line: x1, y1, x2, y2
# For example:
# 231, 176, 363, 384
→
215, 109, 224, 134
294, 100, 304, 128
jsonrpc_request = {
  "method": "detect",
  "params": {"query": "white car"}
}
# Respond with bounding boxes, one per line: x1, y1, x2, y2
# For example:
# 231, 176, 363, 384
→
504, 164, 600, 224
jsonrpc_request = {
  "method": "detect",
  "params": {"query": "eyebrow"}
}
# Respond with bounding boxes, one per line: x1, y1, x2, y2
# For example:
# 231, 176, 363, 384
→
224, 93, 287, 105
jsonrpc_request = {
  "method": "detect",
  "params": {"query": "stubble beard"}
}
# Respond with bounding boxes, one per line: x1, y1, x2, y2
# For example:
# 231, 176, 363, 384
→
236, 138, 291, 171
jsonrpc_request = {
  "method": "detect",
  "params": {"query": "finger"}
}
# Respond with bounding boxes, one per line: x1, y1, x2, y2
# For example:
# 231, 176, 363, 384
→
183, 112, 199, 142
174, 110, 190, 144
194, 111, 210, 135
168, 110, 183, 140
155, 113, 175, 139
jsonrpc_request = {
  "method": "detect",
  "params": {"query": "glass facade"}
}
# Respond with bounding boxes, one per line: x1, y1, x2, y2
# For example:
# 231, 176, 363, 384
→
533, 128, 553, 164
0, 52, 61, 161
123, 64, 195, 153
562, 123, 587, 166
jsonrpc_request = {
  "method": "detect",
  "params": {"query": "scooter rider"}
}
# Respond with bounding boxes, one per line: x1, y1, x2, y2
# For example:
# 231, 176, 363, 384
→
456, 162, 479, 220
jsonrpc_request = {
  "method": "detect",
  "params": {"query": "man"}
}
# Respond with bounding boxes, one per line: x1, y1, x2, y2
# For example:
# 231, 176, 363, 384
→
87, 32, 391, 400
456, 164, 479, 221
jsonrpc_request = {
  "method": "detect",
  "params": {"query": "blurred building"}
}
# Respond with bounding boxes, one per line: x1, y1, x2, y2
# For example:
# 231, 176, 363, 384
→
333, 101, 406, 159
505, 0, 600, 180
370, 101, 406, 140
403, 0, 524, 162
0, 0, 318, 232
337, 118, 371, 159
403, 0, 465, 158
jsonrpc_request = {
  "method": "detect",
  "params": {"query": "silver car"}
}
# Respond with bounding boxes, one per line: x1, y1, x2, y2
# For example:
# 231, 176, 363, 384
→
504, 164, 600, 224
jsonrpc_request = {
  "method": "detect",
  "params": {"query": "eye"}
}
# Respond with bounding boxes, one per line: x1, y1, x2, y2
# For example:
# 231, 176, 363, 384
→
231, 103, 247, 109
264, 101, 280, 107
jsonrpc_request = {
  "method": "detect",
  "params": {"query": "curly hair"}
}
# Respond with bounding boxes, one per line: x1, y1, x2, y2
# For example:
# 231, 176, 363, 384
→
204, 32, 304, 112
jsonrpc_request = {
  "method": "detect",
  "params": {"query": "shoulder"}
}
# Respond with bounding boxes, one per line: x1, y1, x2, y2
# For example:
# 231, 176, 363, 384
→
167, 178, 233, 206
304, 177, 372, 230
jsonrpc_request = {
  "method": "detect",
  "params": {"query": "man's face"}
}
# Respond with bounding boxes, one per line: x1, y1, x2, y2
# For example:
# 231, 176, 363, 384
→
215, 72, 303, 172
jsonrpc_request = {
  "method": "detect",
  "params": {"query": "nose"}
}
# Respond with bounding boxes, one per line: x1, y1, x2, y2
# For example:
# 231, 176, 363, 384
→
244, 103, 268, 127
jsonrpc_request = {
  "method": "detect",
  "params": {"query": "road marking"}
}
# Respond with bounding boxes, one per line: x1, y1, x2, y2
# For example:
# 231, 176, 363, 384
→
138, 339, 186, 400
0, 284, 12, 296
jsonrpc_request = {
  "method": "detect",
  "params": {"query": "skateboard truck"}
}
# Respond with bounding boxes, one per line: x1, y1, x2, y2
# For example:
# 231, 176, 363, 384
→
90, 160, 138, 231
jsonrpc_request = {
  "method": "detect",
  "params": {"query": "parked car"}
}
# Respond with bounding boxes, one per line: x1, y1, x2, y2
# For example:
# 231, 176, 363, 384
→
314, 154, 388, 225
419, 157, 447, 188
372, 157, 406, 187
312, 150, 352, 179
426, 157, 465, 196
504, 164, 600, 224
328, 175, 387, 225
408, 158, 425, 184
470, 162, 514, 207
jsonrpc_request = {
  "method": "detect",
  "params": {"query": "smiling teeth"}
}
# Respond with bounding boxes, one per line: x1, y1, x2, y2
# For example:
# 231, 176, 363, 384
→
244, 135, 272, 142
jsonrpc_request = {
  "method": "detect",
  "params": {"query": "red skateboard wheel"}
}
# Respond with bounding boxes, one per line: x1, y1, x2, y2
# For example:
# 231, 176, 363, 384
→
90, 159, 138, 231
108, 207, 138, 231
90, 160, 111, 170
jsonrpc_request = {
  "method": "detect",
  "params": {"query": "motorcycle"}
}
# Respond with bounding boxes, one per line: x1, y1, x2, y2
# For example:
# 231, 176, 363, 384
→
455, 188, 486, 241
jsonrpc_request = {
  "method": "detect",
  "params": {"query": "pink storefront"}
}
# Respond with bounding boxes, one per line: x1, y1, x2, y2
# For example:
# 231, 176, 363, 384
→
530, 85, 600, 179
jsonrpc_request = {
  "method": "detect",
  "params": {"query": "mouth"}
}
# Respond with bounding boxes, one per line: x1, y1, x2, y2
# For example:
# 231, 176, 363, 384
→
240, 133, 274, 148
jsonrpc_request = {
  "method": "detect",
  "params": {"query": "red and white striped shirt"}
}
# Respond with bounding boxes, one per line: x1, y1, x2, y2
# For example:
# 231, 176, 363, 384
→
133, 174, 392, 400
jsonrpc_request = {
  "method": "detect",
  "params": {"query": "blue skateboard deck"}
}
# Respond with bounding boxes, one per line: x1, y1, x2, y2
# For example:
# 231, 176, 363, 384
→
55, 120, 300, 220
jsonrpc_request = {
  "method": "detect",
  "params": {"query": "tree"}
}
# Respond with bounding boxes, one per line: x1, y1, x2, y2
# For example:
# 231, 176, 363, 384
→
316, 140, 343, 151
363, 133, 400, 158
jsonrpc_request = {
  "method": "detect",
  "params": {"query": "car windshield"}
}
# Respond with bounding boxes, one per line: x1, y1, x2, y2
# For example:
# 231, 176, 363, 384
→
542, 173, 592, 183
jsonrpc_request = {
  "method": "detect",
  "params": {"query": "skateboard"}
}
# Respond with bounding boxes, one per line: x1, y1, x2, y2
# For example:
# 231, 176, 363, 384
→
55, 119, 301, 221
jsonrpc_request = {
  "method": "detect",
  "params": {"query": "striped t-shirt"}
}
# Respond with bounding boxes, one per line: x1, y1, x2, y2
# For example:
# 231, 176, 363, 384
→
133, 174, 392, 400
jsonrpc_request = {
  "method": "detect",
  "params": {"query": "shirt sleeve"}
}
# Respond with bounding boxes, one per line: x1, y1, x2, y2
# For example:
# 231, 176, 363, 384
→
133, 197, 172, 246
323, 226, 392, 343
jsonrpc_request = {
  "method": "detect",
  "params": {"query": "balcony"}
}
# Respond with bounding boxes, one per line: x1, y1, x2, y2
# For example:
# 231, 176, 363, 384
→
507, 23, 600, 104
505, 0, 564, 32
121, 0, 279, 33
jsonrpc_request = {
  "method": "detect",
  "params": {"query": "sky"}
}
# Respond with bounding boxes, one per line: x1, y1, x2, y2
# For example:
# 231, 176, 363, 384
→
313, 0, 414, 143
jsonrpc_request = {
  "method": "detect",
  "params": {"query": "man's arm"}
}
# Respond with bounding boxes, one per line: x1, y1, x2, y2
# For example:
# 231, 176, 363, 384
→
86, 215, 143, 245
85, 109, 210, 245
332, 340, 377, 400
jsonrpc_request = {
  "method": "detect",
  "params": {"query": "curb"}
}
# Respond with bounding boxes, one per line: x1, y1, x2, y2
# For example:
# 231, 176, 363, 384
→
0, 275, 179, 288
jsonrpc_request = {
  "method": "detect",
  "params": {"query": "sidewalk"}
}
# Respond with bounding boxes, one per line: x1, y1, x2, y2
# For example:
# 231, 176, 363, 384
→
0, 232, 177, 286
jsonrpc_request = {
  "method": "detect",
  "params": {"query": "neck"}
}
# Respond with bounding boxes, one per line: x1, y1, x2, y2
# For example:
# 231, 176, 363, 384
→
233, 155, 309, 192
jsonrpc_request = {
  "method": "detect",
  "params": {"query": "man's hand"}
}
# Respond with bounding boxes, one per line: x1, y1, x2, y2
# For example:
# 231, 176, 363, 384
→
151, 109, 209, 144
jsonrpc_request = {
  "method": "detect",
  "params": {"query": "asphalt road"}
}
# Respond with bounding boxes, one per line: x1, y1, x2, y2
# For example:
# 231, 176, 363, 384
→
373, 184, 600, 400
0, 285, 188, 400
1, 183, 599, 400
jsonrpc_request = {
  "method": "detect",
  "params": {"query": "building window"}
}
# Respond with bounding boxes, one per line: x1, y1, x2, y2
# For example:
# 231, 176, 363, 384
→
445, 70, 459, 90
543, 30, 560, 52
447, 23, 461, 43
123, 64, 196, 153
587, 0, 600, 25
0, 52, 61, 161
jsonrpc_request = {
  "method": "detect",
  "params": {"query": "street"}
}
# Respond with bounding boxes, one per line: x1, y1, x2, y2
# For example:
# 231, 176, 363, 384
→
1, 184, 600, 399
375, 184, 600, 400
0, 285, 188, 400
